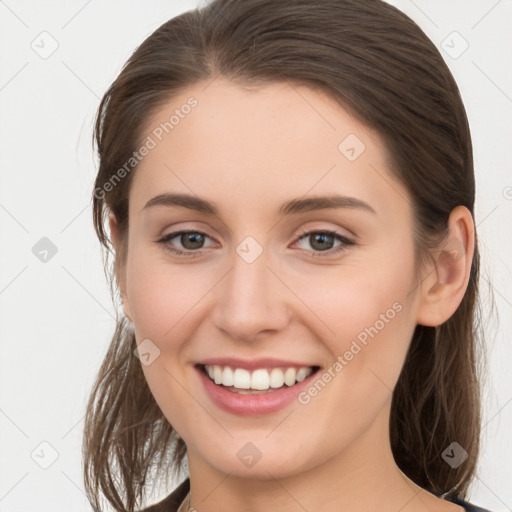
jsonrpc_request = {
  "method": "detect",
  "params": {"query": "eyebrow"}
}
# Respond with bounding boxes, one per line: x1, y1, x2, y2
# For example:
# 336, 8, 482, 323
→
142, 193, 377, 216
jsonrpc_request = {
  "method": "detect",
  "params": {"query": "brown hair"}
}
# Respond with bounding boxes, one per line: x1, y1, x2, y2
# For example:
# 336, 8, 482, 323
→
83, 0, 486, 510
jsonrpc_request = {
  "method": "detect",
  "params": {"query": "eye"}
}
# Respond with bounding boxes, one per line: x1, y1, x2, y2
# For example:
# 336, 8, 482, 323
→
158, 230, 216, 257
292, 229, 355, 257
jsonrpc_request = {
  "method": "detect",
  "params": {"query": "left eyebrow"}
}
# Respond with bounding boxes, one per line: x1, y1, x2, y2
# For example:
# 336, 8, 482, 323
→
141, 193, 377, 216
279, 195, 377, 216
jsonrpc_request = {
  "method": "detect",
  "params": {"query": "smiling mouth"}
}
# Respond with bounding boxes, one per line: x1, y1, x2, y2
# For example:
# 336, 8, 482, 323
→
197, 364, 321, 394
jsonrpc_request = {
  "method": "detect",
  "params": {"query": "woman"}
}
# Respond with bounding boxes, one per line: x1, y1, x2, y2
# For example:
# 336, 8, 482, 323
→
83, 1, 492, 511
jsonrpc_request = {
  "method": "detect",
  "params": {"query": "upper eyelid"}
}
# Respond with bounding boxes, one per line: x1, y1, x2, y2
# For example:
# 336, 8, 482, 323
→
159, 220, 354, 237
295, 227, 353, 240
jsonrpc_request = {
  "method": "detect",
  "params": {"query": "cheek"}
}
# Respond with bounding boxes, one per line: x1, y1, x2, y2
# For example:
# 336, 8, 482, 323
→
299, 254, 416, 402
126, 258, 203, 433
126, 253, 214, 342
297, 260, 414, 352
293, 293, 414, 453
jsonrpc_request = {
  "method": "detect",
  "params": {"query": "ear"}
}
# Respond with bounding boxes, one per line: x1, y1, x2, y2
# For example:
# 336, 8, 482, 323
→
108, 212, 133, 323
415, 205, 475, 327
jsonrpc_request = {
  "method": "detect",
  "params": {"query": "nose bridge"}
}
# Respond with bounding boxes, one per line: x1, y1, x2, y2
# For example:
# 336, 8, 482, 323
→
212, 239, 288, 341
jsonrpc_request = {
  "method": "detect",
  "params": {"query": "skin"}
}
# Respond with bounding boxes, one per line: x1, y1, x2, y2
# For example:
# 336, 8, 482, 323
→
109, 78, 474, 512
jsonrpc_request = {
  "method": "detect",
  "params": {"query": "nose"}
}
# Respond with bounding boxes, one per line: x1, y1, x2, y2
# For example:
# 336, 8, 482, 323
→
211, 243, 291, 343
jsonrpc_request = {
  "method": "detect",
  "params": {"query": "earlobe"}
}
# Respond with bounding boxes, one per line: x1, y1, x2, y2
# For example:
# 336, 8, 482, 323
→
416, 206, 475, 327
108, 212, 133, 323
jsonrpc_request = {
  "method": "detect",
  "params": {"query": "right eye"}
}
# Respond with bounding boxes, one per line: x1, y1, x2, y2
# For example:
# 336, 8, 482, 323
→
158, 230, 217, 257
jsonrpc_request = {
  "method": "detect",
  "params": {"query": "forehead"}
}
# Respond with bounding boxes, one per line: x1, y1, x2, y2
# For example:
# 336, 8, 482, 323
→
130, 78, 409, 219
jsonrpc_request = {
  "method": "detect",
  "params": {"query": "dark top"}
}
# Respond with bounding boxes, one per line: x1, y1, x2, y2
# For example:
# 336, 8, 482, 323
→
139, 477, 493, 512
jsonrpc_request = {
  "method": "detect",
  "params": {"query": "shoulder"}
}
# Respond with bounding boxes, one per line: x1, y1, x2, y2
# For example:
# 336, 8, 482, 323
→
444, 494, 494, 512
137, 478, 190, 512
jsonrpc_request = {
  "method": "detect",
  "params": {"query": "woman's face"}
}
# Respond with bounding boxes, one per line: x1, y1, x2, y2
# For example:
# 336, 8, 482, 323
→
113, 78, 425, 480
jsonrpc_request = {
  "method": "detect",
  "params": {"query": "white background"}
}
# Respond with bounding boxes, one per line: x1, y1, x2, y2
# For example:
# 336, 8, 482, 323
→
0, 1, 510, 511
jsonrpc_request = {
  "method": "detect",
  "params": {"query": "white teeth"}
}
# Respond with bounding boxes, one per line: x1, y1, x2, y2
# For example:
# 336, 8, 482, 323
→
213, 366, 223, 384
204, 365, 314, 390
251, 369, 270, 390
233, 368, 251, 389
284, 368, 296, 386
296, 367, 310, 382
222, 366, 234, 386
269, 368, 284, 388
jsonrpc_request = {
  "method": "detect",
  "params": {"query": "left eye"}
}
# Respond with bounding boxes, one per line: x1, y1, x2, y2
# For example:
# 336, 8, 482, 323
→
292, 229, 355, 257
158, 229, 354, 257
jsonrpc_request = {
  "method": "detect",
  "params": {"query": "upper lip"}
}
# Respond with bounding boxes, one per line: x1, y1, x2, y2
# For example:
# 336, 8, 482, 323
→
197, 357, 319, 371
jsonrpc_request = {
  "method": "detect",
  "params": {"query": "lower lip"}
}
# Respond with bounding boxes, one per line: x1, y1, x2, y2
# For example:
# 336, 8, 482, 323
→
196, 366, 318, 416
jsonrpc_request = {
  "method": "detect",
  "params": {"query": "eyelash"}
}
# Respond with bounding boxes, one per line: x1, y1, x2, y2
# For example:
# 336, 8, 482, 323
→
157, 228, 355, 259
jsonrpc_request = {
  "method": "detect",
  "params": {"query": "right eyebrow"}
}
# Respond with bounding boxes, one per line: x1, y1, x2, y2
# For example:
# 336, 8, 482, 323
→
142, 193, 217, 215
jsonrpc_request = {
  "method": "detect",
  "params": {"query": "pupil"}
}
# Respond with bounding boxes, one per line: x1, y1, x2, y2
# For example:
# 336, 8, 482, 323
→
182, 233, 204, 249
311, 233, 333, 251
